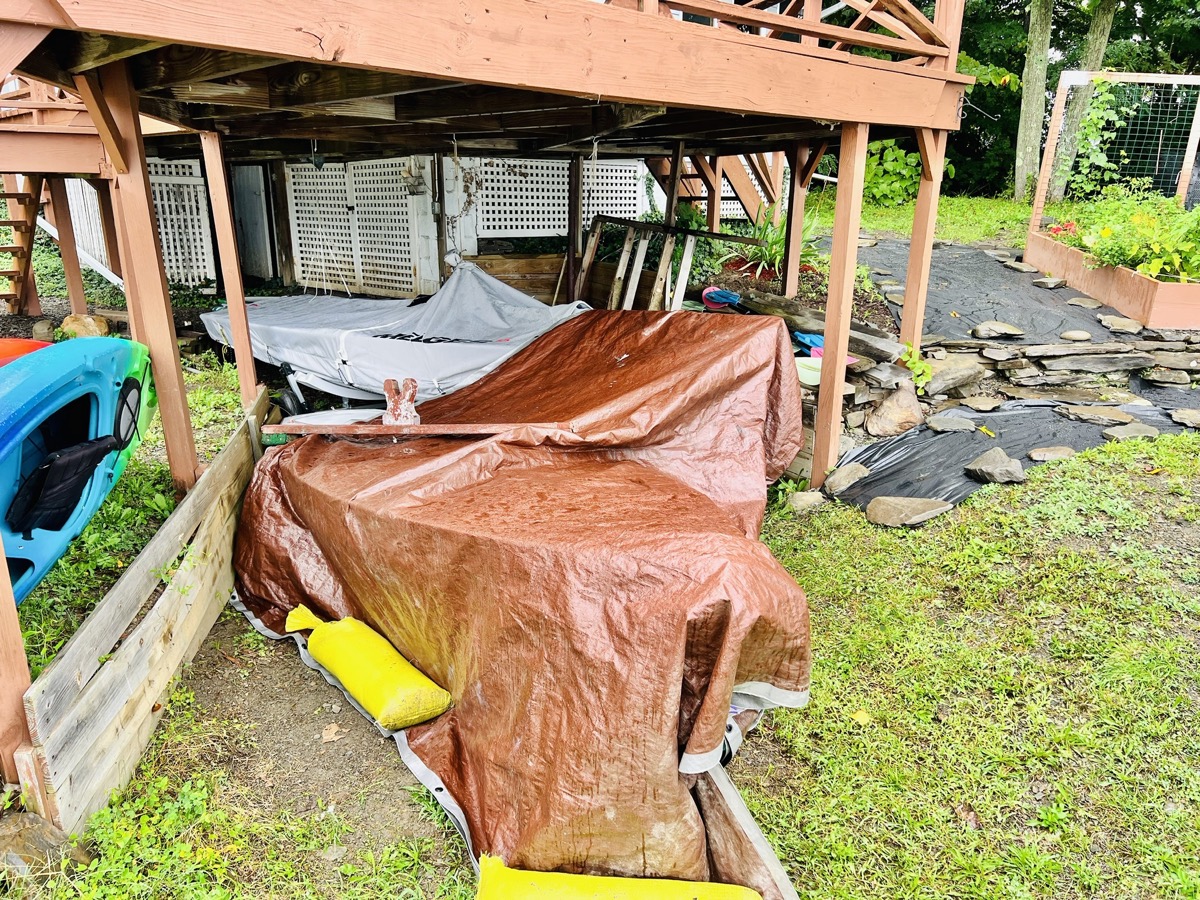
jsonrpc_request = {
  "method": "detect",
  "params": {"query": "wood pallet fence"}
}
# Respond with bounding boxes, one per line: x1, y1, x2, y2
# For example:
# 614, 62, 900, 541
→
17, 392, 268, 834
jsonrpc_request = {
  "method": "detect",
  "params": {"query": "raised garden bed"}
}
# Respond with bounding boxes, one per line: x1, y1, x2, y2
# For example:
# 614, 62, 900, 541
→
1025, 230, 1200, 330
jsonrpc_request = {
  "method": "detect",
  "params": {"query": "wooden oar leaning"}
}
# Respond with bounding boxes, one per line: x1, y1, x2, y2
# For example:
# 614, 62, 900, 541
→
573, 214, 765, 313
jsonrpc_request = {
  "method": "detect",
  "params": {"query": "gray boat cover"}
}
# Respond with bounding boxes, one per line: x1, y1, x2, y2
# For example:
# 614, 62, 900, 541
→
201, 263, 590, 402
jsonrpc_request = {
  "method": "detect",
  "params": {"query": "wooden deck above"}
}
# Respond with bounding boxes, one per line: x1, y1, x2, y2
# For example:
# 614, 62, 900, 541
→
4, 0, 969, 162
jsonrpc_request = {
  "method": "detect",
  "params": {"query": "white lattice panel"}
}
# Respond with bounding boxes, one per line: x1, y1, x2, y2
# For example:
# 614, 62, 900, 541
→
64, 179, 109, 268
285, 163, 357, 293
146, 159, 216, 286
475, 158, 643, 237
348, 159, 417, 296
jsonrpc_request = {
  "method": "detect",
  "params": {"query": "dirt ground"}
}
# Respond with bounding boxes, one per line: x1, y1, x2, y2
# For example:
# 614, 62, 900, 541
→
186, 611, 443, 849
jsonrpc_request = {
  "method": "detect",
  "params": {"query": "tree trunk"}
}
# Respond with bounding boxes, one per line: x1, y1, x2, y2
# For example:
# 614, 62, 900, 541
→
1047, 0, 1119, 202
1013, 0, 1055, 202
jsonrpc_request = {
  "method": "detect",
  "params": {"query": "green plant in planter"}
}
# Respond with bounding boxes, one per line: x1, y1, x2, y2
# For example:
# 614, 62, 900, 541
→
718, 204, 823, 281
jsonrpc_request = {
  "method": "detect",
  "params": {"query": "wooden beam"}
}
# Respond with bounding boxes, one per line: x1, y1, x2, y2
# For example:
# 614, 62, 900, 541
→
899, 128, 947, 348
99, 60, 198, 491
781, 143, 810, 298
1029, 71, 1069, 235
55, 33, 165, 73
0, 23, 49, 76
200, 132, 260, 408
800, 0, 822, 46
566, 153, 582, 302
2, 0, 968, 130
664, 141, 685, 227
90, 180, 122, 277
706, 156, 723, 231
45, 178, 87, 315
132, 47, 279, 90
0, 531, 33, 786
811, 122, 869, 489
267, 161, 294, 284
72, 72, 129, 174
157, 73, 271, 110
394, 87, 594, 124
268, 65, 451, 107
722, 156, 766, 223
0, 131, 105, 175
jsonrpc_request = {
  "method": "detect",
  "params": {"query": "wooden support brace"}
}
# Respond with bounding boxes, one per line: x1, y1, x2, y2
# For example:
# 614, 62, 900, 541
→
91, 181, 123, 278
0, 24, 50, 78
649, 233, 677, 310
706, 157, 723, 232
0, 532, 33, 787
664, 141, 685, 227
608, 226, 637, 310
811, 123, 870, 489
899, 128, 947, 348
623, 235, 651, 310
566, 154, 583, 303
574, 217, 603, 300
671, 234, 697, 310
72, 72, 129, 174
781, 143, 811, 299
1029, 72, 1070, 237
101, 60, 198, 490
199, 131, 261, 409
45, 178, 88, 316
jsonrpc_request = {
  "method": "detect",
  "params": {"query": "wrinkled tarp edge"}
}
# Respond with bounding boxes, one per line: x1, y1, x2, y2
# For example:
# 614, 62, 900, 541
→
227, 592, 480, 871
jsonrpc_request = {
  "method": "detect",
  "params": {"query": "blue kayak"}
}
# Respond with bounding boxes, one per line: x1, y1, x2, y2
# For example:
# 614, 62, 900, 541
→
1, 337, 156, 605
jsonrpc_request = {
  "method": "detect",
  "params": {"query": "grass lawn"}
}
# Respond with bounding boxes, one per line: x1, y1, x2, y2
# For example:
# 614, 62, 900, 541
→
21, 430, 1200, 899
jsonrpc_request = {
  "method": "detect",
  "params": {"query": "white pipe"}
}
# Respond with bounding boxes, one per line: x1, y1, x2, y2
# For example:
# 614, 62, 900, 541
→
36, 216, 125, 290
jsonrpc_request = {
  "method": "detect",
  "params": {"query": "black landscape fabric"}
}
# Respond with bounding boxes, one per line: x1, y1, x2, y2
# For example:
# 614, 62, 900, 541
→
834, 401, 1184, 508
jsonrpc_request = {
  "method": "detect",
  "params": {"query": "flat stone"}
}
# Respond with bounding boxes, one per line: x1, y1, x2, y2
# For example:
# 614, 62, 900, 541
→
997, 358, 1035, 372
843, 409, 867, 429
823, 462, 872, 496
1000, 385, 1113, 404
881, 283, 906, 296
787, 491, 829, 515
1144, 367, 1192, 386
1059, 330, 1092, 342
926, 414, 977, 433
866, 496, 954, 527
960, 396, 1005, 411
862, 362, 913, 389
1151, 351, 1200, 371
1098, 314, 1143, 335
1170, 409, 1200, 428
1004, 260, 1039, 274
1135, 340, 1188, 352
1066, 296, 1103, 309
0, 813, 92, 883
1028, 446, 1076, 462
947, 383, 987, 399
865, 381, 925, 437
965, 446, 1027, 484
1039, 352, 1156, 374
858, 238, 878, 248
871, 268, 893, 276
1023, 341, 1131, 358
31, 320, 55, 342
1033, 276, 1068, 289
984, 249, 1013, 261
1056, 405, 1134, 426
1103, 422, 1159, 442
925, 355, 986, 396
1010, 373, 1100, 387
972, 320, 1025, 339
940, 339, 1009, 351
981, 347, 1018, 361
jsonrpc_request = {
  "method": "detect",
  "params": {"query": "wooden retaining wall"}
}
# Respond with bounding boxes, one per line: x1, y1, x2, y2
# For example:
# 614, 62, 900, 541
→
466, 254, 659, 308
17, 392, 268, 834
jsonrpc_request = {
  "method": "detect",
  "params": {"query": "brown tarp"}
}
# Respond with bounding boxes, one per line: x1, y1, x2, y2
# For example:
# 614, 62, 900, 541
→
234, 310, 811, 885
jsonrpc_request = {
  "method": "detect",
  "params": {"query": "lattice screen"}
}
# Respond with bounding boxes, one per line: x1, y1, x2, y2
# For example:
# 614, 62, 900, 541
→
474, 158, 643, 237
285, 163, 358, 293
348, 159, 417, 296
146, 159, 216, 286
1046, 74, 1200, 203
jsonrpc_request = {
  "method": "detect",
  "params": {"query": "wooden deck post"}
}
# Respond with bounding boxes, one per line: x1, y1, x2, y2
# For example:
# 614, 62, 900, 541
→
811, 123, 869, 489
899, 128, 947, 348
0, 533, 32, 786
566, 154, 582, 303
781, 143, 811, 298
97, 60, 199, 491
45, 178, 88, 316
200, 132, 260, 409
706, 156, 723, 232
664, 141, 685, 227
90, 180, 123, 279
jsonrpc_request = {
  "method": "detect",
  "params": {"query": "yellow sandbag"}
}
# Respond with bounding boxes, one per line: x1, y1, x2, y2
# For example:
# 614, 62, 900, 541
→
285, 605, 452, 729
475, 855, 763, 899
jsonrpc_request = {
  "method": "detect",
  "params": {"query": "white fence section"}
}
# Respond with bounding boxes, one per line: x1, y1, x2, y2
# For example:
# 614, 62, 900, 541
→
60, 161, 217, 287
146, 160, 217, 286
285, 158, 437, 297
471, 158, 647, 237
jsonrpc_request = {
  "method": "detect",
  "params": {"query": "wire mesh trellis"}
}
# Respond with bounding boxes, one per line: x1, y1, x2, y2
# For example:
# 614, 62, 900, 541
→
1032, 72, 1200, 229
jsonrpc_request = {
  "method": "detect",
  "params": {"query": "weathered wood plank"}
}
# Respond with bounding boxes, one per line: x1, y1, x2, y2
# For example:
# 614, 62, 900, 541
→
261, 420, 569, 437
24, 407, 260, 742
0, 533, 32, 786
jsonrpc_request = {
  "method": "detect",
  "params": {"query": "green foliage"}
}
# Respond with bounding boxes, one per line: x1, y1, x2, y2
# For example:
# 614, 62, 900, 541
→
27, 229, 125, 308
899, 342, 933, 394
956, 53, 1021, 94
1066, 78, 1133, 199
1047, 183, 1200, 282
862, 140, 955, 208
718, 203, 822, 281
769, 476, 808, 510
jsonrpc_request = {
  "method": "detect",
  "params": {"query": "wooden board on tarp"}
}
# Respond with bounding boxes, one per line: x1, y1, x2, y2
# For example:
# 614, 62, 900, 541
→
465, 254, 659, 308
